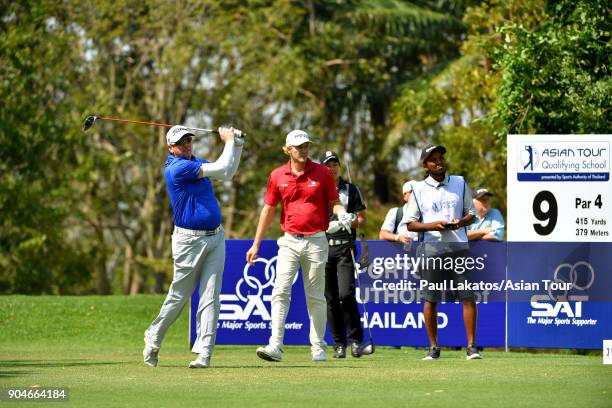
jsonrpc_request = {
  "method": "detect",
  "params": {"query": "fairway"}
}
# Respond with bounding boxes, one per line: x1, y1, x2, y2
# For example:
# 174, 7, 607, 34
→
1, 296, 610, 407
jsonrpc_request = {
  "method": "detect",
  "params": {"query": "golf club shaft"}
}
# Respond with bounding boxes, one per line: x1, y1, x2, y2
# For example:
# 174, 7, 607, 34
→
96, 116, 217, 134
342, 158, 374, 341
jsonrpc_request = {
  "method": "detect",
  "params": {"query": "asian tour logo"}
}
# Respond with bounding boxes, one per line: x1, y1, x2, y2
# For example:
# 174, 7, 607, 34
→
517, 141, 609, 182
528, 261, 597, 327
519, 145, 540, 171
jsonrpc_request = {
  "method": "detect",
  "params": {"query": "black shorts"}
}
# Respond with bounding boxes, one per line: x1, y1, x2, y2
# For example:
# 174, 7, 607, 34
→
420, 249, 475, 303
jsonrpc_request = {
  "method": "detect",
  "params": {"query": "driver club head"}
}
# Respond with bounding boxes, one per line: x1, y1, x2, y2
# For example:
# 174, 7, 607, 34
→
83, 115, 97, 131
357, 234, 370, 270
357, 255, 370, 271
360, 340, 375, 355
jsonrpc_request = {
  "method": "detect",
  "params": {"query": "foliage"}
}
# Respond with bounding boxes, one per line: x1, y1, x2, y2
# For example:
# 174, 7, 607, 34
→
0, 0, 92, 293
298, 0, 468, 203
495, 0, 612, 134
391, 0, 549, 214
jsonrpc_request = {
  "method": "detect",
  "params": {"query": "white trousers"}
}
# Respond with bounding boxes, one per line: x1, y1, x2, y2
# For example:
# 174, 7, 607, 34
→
269, 232, 329, 352
145, 228, 225, 358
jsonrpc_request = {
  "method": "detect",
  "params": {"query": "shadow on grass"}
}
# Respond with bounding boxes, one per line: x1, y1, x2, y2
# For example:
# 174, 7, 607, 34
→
162, 364, 367, 369
0, 370, 37, 378
0, 360, 126, 369
0, 359, 127, 378
227, 365, 369, 369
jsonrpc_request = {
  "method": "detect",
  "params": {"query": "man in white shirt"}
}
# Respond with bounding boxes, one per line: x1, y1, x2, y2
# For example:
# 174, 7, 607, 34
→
402, 145, 481, 361
379, 181, 419, 243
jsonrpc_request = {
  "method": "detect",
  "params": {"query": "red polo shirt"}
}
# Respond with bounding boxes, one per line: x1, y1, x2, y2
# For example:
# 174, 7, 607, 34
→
264, 159, 339, 235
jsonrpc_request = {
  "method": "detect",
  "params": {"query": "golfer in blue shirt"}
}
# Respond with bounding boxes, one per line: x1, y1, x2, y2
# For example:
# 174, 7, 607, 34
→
143, 125, 243, 369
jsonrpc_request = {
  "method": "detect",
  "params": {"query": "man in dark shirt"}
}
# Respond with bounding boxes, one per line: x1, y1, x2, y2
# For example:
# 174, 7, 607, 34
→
320, 151, 370, 358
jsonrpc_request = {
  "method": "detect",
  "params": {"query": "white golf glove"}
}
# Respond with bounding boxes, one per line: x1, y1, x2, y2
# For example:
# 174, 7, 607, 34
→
326, 220, 342, 234
338, 212, 356, 232
234, 129, 244, 146
233, 128, 245, 146
218, 126, 245, 146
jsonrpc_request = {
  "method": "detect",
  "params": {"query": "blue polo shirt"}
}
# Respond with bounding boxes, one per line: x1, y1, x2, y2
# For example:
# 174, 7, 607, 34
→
164, 154, 221, 230
467, 208, 505, 241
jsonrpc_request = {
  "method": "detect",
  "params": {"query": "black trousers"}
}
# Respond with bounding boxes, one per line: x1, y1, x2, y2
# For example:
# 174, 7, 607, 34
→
325, 242, 363, 346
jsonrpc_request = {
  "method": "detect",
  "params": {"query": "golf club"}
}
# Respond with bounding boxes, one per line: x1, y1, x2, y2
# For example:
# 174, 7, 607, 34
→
82, 114, 246, 138
350, 235, 375, 355
343, 156, 375, 355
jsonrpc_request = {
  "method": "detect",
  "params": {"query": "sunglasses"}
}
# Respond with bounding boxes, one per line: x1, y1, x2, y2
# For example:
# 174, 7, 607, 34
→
174, 136, 193, 146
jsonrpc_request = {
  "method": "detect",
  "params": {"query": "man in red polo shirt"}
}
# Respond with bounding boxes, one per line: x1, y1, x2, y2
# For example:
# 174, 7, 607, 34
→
246, 129, 353, 362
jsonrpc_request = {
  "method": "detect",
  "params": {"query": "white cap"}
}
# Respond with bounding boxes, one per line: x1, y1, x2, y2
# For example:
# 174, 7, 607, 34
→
402, 181, 415, 193
166, 125, 194, 145
285, 129, 312, 146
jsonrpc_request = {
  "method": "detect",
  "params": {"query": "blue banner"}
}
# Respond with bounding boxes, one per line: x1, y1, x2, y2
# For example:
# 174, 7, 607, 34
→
507, 242, 612, 349
190, 240, 506, 347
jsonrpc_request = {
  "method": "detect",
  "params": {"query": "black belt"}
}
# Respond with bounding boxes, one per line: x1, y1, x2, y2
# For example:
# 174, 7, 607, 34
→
328, 239, 351, 246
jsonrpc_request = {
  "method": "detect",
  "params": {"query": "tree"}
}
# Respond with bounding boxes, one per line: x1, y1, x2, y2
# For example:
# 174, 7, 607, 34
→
390, 0, 548, 216
0, 0, 92, 293
294, 0, 468, 204
69, 0, 245, 293
496, 0, 611, 134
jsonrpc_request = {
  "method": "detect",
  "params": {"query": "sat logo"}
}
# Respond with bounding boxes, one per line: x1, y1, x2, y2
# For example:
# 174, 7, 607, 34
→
219, 256, 299, 320
530, 262, 594, 318
530, 296, 582, 318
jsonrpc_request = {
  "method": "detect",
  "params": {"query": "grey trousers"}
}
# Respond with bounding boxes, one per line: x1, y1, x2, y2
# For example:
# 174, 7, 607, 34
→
145, 227, 225, 358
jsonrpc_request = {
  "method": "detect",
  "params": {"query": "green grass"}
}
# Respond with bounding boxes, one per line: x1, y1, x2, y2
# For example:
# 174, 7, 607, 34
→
1, 296, 610, 407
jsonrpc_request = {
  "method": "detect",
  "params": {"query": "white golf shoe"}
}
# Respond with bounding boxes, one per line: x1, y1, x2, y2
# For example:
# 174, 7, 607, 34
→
143, 336, 159, 367
312, 348, 327, 362
189, 355, 210, 368
256, 345, 283, 362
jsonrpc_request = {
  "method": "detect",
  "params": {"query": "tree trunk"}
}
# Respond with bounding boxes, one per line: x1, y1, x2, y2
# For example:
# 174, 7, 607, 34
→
129, 270, 142, 295
94, 221, 111, 295
123, 244, 133, 295
373, 162, 391, 204
369, 98, 392, 203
